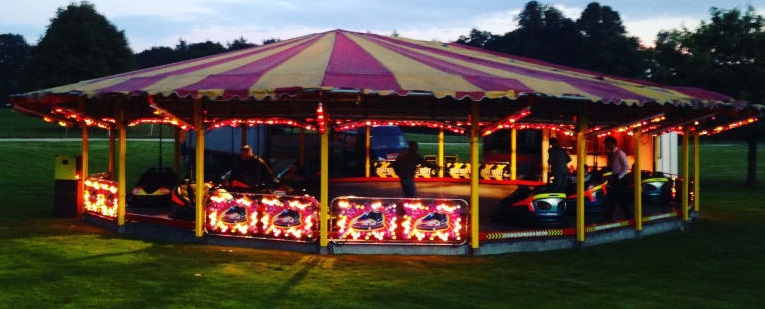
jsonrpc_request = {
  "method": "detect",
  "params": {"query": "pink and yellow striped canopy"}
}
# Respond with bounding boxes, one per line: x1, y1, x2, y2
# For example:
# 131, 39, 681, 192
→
21, 29, 733, 107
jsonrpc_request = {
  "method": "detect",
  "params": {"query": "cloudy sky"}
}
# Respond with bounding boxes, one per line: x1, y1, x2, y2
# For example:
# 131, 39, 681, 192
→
1, 0, 763, 52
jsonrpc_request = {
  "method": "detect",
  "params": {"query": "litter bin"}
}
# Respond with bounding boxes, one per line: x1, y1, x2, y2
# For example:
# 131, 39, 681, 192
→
54, 155, 81, 218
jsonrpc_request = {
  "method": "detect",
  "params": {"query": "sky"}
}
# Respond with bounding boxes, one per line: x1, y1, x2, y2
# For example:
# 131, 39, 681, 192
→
1, 0, 763, 53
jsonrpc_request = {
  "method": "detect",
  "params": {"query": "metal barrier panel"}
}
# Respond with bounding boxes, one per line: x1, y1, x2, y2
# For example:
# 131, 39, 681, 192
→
331, 196, 468, 244
205, 190, 319, 241
83, 173, 118, 219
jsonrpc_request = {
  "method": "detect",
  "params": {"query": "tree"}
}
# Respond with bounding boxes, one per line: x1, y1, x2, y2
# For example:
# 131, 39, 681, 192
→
19, 1, 134, 91
0, 34, 31, 104
227, 37, 256, 51
456, 29, 498, 49
499, 1, 582, 66
135, 46, 176, 69
182, 41, 226, 60
261, 38, 282, 45
575, 2, 646, 77
649, 6, 765, 186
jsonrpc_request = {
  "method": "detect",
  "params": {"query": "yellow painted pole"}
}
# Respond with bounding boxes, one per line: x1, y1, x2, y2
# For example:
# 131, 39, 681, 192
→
117, 104, 127, 226
194, 100, 205, 238
438, 129, 444, 178
108, 129, 115, 176
681, 131, 690, 222
470, 102, 480, 250
510, 128, 517, 180
78, 97, 88, 218
174, 127, 181, 177
365, 126, 371, 178
575, 111, 587, 243
693, 133, 700, 212
541, 130, 550, 183
319, 122, 330, 249
299, 127, 306, 166
80, 124, 88, 218
634, 130, 643, 231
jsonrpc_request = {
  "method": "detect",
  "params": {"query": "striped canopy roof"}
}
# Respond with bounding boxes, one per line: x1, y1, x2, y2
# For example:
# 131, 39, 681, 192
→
18, 29, 734, 106
13, 29, 758, 135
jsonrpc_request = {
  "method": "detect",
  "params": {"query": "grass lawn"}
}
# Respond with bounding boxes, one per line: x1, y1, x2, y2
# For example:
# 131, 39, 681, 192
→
1, 110, 764, 308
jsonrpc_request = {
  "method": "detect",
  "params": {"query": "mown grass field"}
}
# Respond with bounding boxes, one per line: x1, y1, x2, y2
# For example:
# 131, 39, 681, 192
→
0, 108, 763, 308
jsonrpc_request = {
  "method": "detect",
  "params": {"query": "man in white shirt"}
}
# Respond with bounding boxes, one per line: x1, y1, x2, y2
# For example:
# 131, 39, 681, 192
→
604, 136, 634, 220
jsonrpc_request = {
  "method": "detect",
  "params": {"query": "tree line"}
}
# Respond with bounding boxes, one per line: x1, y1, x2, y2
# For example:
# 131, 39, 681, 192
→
0, 1, 762, 185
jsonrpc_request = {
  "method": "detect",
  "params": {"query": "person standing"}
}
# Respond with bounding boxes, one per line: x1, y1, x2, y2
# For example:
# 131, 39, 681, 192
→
392, 141, 437, 198
604, 136, 634, 220
548, 138, 571, 191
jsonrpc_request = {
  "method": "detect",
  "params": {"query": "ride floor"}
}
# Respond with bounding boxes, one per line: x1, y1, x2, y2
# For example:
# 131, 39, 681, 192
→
126, 180, 679, 232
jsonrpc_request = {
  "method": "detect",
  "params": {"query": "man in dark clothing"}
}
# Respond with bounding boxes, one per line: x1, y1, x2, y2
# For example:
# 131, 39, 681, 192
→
392, 141, 437, 198
548, 138, 571, 191
232, 145, 278, 189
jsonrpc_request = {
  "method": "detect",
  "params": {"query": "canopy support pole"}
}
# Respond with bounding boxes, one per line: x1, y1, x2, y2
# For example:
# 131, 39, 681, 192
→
693, 133, 700, 212
108, 129, 115, 176
510, 128, 517, 180
194, 100, 205, 238
365, 126, 371, 178
174, 127, 181, 177
241, 124, 248, 147
470, 101, 480, 252
78, 99, 88, 218
299, 128, 306, 166
117, 100, 127, 227
319, 119, 330, 253
575, 105, 588, 243
541, 130, 550, 183
633, 129, 643, 231
681, 130, 690, 222
438, 129, 444, 178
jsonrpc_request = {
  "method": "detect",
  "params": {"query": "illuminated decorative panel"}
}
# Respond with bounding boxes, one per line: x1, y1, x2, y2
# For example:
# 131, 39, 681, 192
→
83, 173, 118, 219
205, 190, 318, 240
331, 197, 468, 243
